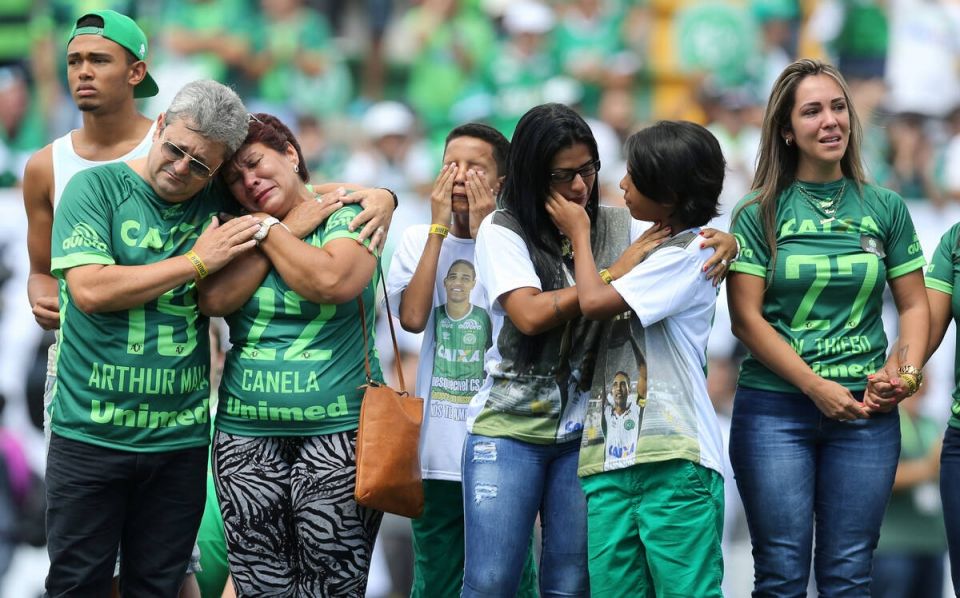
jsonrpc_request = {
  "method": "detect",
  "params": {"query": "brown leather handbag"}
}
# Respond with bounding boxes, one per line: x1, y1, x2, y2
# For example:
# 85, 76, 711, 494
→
354, 272, 424, 519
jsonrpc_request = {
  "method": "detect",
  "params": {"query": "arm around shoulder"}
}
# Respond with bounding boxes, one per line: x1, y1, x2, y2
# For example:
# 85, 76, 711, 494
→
259, 228, 377, 304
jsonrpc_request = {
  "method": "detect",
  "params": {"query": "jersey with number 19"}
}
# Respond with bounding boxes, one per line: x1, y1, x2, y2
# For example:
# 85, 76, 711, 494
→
215, 204, 381, 437
729, 179, 924, 393
50, 163, 222, 452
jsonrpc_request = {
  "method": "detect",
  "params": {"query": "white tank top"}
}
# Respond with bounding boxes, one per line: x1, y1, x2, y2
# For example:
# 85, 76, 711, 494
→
46, 121, 155, 379
51, 121, 156, 208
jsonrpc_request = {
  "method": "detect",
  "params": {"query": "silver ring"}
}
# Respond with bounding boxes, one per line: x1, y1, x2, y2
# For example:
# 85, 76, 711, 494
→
720, 259, 729, 266
376, 226, 385, 234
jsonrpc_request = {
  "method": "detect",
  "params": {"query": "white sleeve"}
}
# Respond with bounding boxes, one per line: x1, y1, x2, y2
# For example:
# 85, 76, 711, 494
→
611, 247, 712, 326
385, 225, 429, 307
475, 214, 541, 313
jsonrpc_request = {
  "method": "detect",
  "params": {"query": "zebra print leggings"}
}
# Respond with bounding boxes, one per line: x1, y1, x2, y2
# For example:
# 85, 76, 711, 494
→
212, 429, 383, 597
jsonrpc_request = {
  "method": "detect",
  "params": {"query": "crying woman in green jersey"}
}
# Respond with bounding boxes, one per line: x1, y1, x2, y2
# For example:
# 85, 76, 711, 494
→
196, 113, 396, 597
726, 58, 929, 595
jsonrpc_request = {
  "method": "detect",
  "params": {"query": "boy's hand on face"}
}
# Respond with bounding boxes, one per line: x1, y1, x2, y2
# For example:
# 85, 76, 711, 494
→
430, 163, 456, 227
466, 168, 495, 239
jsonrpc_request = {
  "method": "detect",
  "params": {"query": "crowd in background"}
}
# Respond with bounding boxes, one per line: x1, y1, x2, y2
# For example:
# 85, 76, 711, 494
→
2, 0, 960, 215
1, 0, 960, 595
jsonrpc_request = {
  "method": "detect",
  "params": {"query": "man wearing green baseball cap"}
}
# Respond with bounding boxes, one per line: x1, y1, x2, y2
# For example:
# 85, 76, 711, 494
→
67, 9, 159, 99
25, 9, 158, 340
21, 8, 172, 597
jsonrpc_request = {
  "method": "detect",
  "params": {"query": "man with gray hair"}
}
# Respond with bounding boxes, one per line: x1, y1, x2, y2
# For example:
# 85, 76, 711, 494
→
44, 79, 259, 597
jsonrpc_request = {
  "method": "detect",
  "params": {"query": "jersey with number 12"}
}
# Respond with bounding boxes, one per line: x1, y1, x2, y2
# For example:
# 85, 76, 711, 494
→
730, 180, 924, 393
216, 204, 381, 437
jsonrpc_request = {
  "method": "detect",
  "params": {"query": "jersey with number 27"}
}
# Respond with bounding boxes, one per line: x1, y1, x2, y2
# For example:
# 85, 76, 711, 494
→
50, 162, 221, 452
924, 223, 960, 430
729, 180, 924, 393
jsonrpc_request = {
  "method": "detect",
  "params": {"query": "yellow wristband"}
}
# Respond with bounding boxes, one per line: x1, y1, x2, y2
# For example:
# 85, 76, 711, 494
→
599, 269, 614, 284
185, 250, 208, 280
429, 224, 449, 238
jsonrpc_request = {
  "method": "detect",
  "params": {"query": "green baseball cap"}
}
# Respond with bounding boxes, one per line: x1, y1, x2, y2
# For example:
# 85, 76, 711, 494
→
68, 10, 159, 99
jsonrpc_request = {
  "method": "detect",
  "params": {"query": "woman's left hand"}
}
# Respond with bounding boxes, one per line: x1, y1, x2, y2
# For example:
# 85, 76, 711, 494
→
336, 187, 396, 253
283, 192, 344, 238
700, 228, 738, 287
545, 191, 589, 239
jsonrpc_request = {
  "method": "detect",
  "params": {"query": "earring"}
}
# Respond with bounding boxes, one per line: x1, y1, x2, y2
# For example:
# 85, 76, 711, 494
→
785, 137, 793, 146
294, 164, 300, 173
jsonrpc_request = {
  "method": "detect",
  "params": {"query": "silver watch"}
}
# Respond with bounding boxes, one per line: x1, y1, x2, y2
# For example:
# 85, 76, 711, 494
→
253, 216, 282, 244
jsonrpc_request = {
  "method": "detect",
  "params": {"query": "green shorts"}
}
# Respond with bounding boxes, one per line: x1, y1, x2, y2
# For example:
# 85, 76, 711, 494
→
410, 479, 539, 598
580, 459, 724, 598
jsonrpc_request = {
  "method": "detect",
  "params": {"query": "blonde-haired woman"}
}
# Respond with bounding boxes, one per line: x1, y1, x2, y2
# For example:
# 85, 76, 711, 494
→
727, 58, 929, 595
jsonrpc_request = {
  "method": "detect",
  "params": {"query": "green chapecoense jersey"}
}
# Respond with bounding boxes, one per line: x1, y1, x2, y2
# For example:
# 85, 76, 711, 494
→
729, 180, 924, 393
924, 223, 960, 429
215, 204, 382, 437
50, 163, 222, 452
430, 304, 492, 405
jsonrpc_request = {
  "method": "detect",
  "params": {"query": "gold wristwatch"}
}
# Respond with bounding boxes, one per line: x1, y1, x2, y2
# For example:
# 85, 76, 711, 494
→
897, 364, 923, 396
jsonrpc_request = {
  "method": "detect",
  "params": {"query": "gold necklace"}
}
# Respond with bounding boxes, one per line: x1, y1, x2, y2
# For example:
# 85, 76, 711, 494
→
795, 179, 846, 224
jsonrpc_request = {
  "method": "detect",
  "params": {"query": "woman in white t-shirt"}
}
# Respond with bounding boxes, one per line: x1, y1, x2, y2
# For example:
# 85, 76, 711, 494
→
463, 104, 736, 596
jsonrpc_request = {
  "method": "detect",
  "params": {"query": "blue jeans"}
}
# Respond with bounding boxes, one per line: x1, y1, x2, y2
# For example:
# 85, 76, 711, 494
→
870, 553, 944, 598
729, 387, 900, 597
940, 424, 960, 591
461, 433, 588, 597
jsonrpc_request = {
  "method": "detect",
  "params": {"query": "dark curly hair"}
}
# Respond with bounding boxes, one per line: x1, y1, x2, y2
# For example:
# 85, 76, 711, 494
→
241, 112, 310, 183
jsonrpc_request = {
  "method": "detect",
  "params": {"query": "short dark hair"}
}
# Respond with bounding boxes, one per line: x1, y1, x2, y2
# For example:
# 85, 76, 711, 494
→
241, 112, 309, 183
625, 121, 724, 229
447, 259, 476, 277
74, 14, 138, 65
445, 123, 510, 176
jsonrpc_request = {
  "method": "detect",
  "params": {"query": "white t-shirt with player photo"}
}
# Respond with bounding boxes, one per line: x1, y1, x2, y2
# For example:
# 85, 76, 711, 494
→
386, 225, 490, 482
578, 228, 725, 477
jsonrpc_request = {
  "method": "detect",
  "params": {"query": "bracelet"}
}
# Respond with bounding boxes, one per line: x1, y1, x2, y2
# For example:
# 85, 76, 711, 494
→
897, 364, 923, 397
185, 250, 208, 280
379, 187, 399, 209
598, 269, 614, 284
429, 224, 449, 238
899, 373, 919, 397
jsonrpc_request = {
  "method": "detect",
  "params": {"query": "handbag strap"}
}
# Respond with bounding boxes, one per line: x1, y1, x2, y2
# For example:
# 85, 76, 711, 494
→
358, 260, 407, 393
